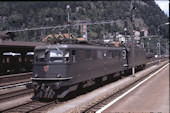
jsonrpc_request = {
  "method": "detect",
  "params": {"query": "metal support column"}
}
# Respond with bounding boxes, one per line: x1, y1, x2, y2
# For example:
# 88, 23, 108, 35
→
130, 0, 136, 76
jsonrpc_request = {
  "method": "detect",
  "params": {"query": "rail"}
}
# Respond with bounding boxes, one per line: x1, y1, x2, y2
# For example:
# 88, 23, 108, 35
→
0, 89, 33, 102
1, 100, 56, 113
0, 72, 32, 87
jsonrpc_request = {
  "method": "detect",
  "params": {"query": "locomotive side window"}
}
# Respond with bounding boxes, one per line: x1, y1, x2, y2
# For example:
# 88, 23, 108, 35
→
112, 50, 120, 59
118, 51, 121, 58
92, 50, 97, 59
35, 51, 45, 62
79, 50, 92, 60
115, 51, 118, 59
49, 50, 63, 62
86, 50, 92, 60
104, 51, 107, 57
107, 50, 112, 58
64, 50, 70, 62
79, 50, 86, 60
112, 51, 114, 58
72, 50, 76, 63
97, 50, 103, 59
79, 50, 87, 60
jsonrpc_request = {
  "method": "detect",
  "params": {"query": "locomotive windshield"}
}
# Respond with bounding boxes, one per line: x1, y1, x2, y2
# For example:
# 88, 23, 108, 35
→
49, 49, 70, 63
49, 50, 63, 62
35, 48, 70, 63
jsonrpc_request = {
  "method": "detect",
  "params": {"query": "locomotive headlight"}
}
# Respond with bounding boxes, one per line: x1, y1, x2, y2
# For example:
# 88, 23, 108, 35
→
56, 74, 61, 78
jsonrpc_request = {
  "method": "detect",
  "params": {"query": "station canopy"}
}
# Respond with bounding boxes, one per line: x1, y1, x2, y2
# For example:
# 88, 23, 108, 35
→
0, 40, 44, 53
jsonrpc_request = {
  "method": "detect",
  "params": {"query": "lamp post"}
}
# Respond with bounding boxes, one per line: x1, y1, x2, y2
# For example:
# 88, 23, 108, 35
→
124, 28, 127, 43
66, 5, 70, 39
66, 5, 70, 23
147, 38, 151, 53
157, 22, 169, 64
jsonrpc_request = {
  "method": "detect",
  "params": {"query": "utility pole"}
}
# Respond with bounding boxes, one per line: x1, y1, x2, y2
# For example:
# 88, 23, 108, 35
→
147, 38, 151, 53
157, 22, 169, 64
166, 41, 169, 55
130, 0, 136, 76
66, 5, 71, 39
124, 28, 127, 43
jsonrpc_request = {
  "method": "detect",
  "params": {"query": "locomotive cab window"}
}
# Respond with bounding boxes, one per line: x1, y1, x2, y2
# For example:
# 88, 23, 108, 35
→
35, 50, 46, 62
49, 49, 63, 62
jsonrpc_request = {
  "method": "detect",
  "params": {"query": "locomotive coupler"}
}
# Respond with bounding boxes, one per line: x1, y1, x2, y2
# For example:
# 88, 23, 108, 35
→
26, 81, 39, 89
50, 82, 60, 90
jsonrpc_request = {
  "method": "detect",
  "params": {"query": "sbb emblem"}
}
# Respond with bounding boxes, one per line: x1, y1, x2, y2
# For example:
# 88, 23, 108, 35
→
44, 66, 49, 72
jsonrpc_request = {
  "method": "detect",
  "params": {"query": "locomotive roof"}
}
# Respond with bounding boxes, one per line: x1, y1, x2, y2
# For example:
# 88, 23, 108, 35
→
35, 44, 123, 50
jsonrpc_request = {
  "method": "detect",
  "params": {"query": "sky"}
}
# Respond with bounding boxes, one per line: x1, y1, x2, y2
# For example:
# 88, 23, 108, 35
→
154, 0, 169, 17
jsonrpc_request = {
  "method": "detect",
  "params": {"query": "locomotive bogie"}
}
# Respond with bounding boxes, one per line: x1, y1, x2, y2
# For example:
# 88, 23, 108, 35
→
28, 79, 77, 99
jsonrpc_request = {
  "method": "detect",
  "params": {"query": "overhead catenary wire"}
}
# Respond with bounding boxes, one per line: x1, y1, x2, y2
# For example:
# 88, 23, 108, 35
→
4, 20, 121, 33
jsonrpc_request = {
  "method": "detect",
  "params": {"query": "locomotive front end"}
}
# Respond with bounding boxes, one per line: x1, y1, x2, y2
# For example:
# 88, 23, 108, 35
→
27, 45, 72, 99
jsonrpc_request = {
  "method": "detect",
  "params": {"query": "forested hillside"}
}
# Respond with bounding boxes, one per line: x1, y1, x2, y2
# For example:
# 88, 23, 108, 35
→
0, 0, 169, 42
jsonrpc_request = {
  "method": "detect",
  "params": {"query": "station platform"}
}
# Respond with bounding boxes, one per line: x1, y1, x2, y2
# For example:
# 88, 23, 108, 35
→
98, 64, 169, 113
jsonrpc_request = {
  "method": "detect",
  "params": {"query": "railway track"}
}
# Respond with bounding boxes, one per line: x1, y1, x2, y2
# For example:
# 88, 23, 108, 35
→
0, 88, 33, 102
0, 59, 167, 113
1, 100, 56, 113
80, 61, 168, 113
0, 58, 166, 90
146, 58, 167, 68
0, 72, 32, 89
0, 82, 31, 91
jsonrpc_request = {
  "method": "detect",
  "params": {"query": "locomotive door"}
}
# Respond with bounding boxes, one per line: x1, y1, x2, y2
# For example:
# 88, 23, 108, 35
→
122, 48, 128, 69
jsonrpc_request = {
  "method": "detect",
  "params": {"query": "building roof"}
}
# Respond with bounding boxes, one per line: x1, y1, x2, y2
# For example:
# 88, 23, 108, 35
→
0, 40, 44, 53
